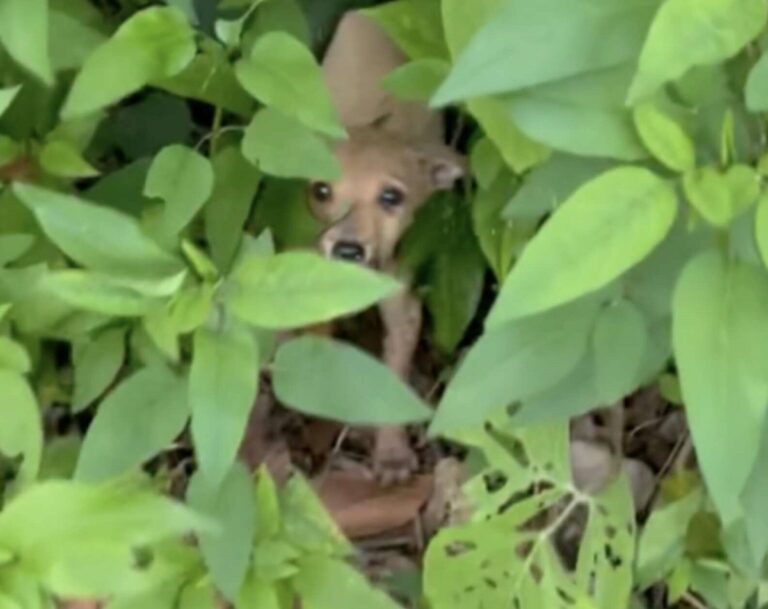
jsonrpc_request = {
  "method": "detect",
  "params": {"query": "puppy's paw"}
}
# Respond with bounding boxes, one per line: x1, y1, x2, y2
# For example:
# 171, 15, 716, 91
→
372, 441, 418, 486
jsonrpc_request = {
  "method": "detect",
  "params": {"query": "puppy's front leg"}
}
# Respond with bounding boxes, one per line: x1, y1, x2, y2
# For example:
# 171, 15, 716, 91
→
375, 289, 422, 484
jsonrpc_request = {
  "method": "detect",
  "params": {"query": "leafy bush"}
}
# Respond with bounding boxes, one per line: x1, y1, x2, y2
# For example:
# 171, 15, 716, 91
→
1, 0, 768, 607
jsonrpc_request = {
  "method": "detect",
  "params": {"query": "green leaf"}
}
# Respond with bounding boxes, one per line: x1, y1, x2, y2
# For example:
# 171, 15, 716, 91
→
190, 318, 259, 488
62, 7, 196, 119
633, 102, 696, 172
0, 480, 206, 598
293, 556, 401, 609
361, 0, 448, 60
242, 108, 341, 181
145, 145, 215, 234
0, 370, 42, 485
683, 165, 760, 228
592, 299, 648, 404
42, 270, 164, 317
746, 50, 768, 111
72, 327, 126, 412
273, 336, 431, 425
0, 0, 52, 83
0, 234, 34, 267
0, 86, 20, 118
488, 167, 677, 324
430, 297, 599, 436
628, 0, 767, 103
432, 0, 658, 104
39, 140, 99, 179
636, 489, 703, 588
0, 336, 31, 374
235, 32, 344, 138
205, 146, 262, 273
14, 183, 184, 280
381, 58, 450, 102
224, 251, 399, 330
187, 464, 255, 601
76, 366, 189, 483
755, 193, 768, 269
236, 577, 280, 609
673, 251, 768, 522
469, 137, 503, 190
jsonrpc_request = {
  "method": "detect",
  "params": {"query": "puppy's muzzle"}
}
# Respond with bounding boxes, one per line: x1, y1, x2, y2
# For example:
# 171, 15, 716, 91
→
331, 240, 366, 263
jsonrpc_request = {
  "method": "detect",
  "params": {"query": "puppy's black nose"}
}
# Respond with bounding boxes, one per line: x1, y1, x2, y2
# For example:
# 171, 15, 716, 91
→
331, 241, 365, 262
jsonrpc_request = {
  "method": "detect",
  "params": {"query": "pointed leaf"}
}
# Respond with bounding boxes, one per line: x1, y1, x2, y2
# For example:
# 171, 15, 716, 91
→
633, 102, 695, 172
0, 0, 52, 83
72, 327, 126, 412
0, 370, 42, 484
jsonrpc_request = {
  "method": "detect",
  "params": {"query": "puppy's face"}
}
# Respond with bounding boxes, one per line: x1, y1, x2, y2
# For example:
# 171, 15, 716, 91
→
308, 127, 464, 268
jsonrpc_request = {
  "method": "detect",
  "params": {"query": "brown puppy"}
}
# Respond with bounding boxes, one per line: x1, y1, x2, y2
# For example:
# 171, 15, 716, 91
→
312, 12, 464, 483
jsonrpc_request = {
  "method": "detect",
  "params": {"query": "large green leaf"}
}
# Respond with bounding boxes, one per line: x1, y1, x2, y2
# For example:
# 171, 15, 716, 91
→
14, 184, 185, 280
0, 370, 42, 485
235, 32, 344, 138
190, 318, 259, 488
187, 465, 255, 601
76, 366, 189, 483
72, 327, 126, 412
0, 0, 52, 83
241, 108, 340, 181
362, 0, 448, 60
673, 251, 768, 522
488, 167, 677, 324
433, 0, 658, 104
62, 7, 196, 119
205, 146, 262, 273
430, 296, 599, 435
0, 86, 20, 119
0, 234, 34, 267
628, 0, 766, 103
746, 50, 768, 111
224, 251, 399, 330
273, 336, 431, 425
145, 145, 215, 234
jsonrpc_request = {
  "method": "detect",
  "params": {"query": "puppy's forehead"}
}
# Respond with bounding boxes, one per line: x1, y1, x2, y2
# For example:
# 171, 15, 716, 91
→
333, 128, 416, 181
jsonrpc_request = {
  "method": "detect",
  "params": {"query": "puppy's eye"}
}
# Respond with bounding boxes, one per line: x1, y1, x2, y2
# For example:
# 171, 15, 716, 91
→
378, 186, 405, 210
311, 181, 332, 202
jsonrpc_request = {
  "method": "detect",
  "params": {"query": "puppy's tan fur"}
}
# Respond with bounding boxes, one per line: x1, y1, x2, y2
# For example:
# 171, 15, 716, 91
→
311, 12, 464, 483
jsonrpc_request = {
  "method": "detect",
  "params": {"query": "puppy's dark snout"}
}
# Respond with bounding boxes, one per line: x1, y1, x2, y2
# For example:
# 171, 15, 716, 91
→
331, 240, 365, 262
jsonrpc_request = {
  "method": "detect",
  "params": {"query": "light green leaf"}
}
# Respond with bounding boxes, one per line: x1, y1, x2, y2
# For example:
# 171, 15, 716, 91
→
190, 318, 259, 488
39, 140, 99, 179
628, 0, 766, 103
489, 167, 677, 324
293, 556, 402, 609
0, 336, 30, 374
0, 234, 34, 267
14, 183, 184, 280
0, 0, 52, 83
236, 577, 280, 609
235, 32, 344, 138
187, 464, 255, 601
42, 270, 164, 317
76, 366, 189, 483
433, 0, 658, 104
382, 58, 449, 102
361, 0, 447, 60
0, 370, 42, 484
592, 299, 648, 404
62, 7, 196, 119
755, 193, 768, 269
205, 146, 262, 273
0, 85, 20, 118
636, 490, 703, 588
430, 297, 599, 435
273, 336, 431, 425
683, 165, 760, 228
72, 327, 126, 412
242, 108, 340, 181
145, 145, 215, 234
49, 3, 109, 72
224, 251, 399, 330
746, 50, 768, 111
469, 137, 503, 190
633, 102, 695, 172
673, 251, 768, 522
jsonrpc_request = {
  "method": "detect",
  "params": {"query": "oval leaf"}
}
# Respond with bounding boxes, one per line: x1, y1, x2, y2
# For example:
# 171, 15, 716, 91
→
673, 251, 768, 522
224, 251, 399, 330
62, 7, 195, 119
0, 0, 52, 84
0, 370, 42, 485
273, 336, 431, 425
72, 327, 126, 412
488, 167, 678, 324
633, 103, 695, 172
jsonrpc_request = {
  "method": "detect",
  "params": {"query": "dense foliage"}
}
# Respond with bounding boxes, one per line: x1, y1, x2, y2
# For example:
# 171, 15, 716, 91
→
1, 0, 768, 607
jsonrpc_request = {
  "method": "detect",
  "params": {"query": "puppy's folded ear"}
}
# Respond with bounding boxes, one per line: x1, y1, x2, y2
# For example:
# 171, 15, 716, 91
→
413, 143, 466, 191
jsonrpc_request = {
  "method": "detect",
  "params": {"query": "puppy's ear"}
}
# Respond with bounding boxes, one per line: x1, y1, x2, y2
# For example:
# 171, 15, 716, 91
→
413, 143, 466, 191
